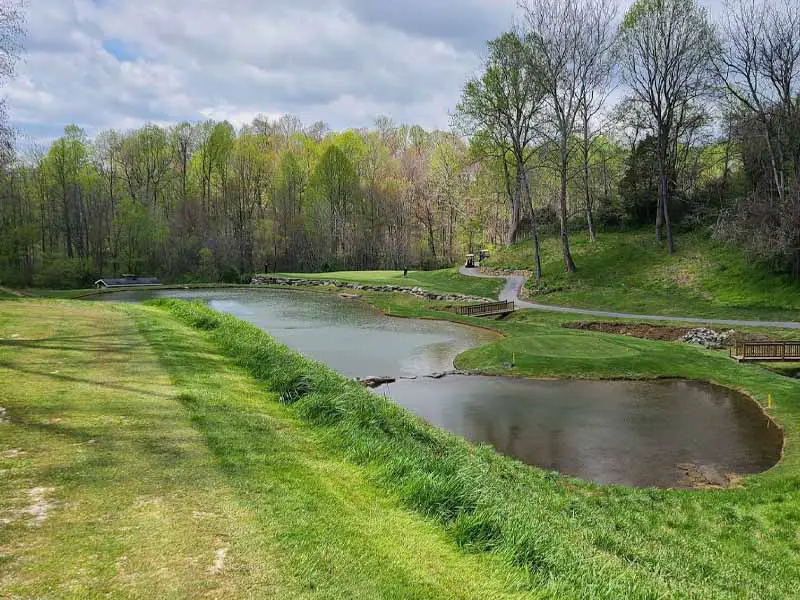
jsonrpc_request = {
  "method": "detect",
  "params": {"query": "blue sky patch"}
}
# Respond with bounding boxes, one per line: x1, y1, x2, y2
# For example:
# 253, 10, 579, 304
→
102, 38, 137, 61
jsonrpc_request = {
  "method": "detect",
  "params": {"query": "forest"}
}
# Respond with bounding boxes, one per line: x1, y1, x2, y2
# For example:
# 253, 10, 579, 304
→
0, 0, 798, 288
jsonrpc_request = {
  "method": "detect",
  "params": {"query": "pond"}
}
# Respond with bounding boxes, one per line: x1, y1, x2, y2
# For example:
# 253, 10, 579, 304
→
98, 288, 783, 488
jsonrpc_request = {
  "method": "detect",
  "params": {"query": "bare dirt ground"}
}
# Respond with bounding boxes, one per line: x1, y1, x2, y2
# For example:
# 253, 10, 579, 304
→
562, 321, 695, 341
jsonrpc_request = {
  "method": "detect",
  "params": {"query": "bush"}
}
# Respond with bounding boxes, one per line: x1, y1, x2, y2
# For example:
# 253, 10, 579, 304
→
33, 257, 96, 289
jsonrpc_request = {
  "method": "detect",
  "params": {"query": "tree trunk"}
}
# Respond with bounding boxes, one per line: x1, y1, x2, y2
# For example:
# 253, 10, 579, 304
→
559, 144, 577, 272
657, 135, 675, 254
503, 159, 521, 244
520, 167, 542, 280
582, 120, 596, 243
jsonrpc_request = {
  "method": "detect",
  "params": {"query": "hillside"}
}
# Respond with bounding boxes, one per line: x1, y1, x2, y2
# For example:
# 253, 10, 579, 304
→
484, 230, 800, 321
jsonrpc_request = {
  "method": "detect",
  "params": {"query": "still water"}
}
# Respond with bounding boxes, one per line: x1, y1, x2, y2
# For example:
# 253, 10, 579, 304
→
99, 288, 783, 487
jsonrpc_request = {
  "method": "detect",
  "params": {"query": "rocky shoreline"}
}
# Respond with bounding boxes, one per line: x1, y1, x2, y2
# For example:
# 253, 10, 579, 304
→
250, 276, 491, 303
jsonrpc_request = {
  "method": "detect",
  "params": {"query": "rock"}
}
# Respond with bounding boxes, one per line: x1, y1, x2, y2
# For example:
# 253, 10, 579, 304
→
424, 370, 466, 379
681, 328, 735, 349
356, 376, 396, 388
251, 276, 491, 304
339, 293, 361, 300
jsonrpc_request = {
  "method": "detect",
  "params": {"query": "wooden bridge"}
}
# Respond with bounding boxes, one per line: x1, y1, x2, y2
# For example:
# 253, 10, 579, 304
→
455, 300, 515, 318
731, 341, 800, 362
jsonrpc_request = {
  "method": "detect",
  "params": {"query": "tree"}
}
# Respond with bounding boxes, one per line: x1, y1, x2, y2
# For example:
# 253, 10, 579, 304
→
712, 0, 800, 276
520, 0, 616, 271
455, 32, 546, 277
713, 0, 800, 203
617, 0, 715, 253
0, 0, 23, 165
576, 1, 617, 242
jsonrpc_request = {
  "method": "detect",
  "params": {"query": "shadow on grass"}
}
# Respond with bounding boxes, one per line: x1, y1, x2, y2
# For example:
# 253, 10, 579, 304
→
0, 361, 172, 399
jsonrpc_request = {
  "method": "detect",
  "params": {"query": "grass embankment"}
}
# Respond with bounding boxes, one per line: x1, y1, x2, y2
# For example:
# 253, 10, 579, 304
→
157, 300, 800, 599
272, 268, 503, 299
484, 230, 800, 321
0, 300, 531, 599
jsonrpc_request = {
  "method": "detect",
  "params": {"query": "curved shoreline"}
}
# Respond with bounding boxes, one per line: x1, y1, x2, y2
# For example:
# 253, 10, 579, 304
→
87, 279, 788, 485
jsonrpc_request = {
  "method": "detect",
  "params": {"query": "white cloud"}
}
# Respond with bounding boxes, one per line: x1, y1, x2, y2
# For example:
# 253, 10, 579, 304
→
9, 0, 518, 142
8, 0, 727, 145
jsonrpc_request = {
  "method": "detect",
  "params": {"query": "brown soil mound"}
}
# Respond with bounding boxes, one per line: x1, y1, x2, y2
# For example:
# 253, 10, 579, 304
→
562, 321, 693, 341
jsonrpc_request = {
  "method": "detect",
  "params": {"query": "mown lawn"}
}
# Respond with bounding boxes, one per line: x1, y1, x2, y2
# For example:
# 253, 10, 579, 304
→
0, 300, 531, 599
272, 268, 503, 299
484, 230, 800, 321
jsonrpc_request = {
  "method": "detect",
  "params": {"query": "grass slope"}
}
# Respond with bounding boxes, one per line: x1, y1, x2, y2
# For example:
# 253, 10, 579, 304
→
0, 300, 531, 599
158, 299, 800, 600
485, 230, 800, 321
272, 268, 503, 299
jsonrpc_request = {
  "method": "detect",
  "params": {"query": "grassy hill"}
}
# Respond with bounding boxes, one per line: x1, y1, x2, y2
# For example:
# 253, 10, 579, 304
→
484, 230, 800, 321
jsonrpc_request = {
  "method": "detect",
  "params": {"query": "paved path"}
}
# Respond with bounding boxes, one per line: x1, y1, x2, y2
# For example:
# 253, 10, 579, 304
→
459, 266, 800, 330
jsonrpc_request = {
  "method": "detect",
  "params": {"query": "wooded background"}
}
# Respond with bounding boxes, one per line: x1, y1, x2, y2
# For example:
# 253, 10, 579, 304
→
0, 0, 797, 287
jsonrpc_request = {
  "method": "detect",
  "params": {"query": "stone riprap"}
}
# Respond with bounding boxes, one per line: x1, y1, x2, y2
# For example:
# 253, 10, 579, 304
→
251, 276, 491, 303
681, 328, 736, 349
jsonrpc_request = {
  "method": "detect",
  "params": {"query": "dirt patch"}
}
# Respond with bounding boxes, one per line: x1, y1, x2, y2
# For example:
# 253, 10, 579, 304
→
563, 321, 693, 342
210, 547, 228, 574
676, 464, 733, 489
21, 487, 57, 526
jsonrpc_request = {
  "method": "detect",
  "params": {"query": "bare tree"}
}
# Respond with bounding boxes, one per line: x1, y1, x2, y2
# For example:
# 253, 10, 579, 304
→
454, 32, 547, 277
520, 0, 616, 271
577, 1, 617, 242
713, 0, 800, 202
0, 0, 24, 165
617, 0, 715, 254
712, 0, 800, 276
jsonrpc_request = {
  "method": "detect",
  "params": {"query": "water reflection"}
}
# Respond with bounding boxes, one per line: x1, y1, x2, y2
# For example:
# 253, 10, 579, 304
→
384, 377, 782, 487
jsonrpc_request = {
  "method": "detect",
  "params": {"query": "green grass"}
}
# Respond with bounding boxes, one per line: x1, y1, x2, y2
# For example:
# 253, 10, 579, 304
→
271, 268, 503, 299
157, 298, 800, 600
0, 300, 532, 599
484, 230, 800, 321
5, 290, 800, 599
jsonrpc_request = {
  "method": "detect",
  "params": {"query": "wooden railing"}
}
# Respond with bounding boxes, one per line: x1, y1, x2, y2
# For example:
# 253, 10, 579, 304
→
455, 300, 515, 317
731, 341, 800, 362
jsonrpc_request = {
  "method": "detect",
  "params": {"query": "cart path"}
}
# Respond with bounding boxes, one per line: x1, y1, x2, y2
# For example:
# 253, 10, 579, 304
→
459, 266, 800, 330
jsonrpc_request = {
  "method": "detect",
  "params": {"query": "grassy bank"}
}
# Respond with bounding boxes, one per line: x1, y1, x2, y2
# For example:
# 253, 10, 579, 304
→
0, 300, 532, 598
271, 268, 502, 299
484, 230, 800, 321
156, 299, 800, 600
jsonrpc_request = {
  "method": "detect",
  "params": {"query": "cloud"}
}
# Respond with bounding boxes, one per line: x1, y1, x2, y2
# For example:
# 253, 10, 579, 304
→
8, 0, 518, 143
8, 0, 727, 147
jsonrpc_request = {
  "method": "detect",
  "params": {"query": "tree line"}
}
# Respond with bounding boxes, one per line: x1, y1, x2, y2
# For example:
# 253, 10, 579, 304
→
0, 0, 798, 287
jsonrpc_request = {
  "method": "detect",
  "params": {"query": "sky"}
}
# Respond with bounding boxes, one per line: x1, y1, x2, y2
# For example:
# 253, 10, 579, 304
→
9, 0, 725, 147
